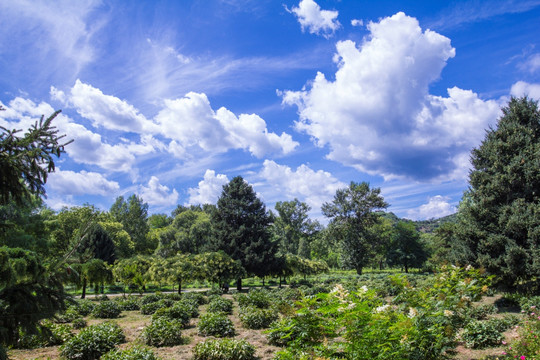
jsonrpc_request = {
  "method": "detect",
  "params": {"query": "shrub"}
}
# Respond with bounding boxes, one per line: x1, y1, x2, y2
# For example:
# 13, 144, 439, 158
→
183, 291, 207, 305
179, 297, 200, 318
193, 338, 256, 360
92, 301, 122, 319
197, 313, 235, 337
239, 306, 278, 329
502, 308, 540, 358
56, 307, 81, 323
140, 299, 173, 315
141, 316, 184, 347
72, 318, 87, 330
461, 320, 504, 349
17, 321, 73, 349
60, 322, 125, 360
115, 296, 141, 311
102, 345, 161, 360
207, 296, 233, 314
140, 294, 162, 305
75, 299, 96, 316
152, 303, 191, 327
466, 303, 497, 320
236, 289, 271, 309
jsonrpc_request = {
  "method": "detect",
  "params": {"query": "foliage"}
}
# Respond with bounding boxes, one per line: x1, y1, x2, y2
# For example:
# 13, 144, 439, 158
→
195, 251, 245, 289
197, 312, 235, 337
455, 97, 540, 289
155, 210, 212, 257
114, 296, 141, 311
211, 176, 277, 288
101, 345, 161, 360
322, 181, 388, 274
502, 306, 540, 358
71, 318, 87, 330
0, 109, 71, 206
236, 289, 272, 309
151, 303, 191, 327
91, 300, 122, 319
74, 299, 96, 316
239, 306, 278, 329
461, 320, 504, 349
0, 246, 67, 346
113, 256, 152, 294
140, 299, 173, 315
148, 254, 199, 293
193, 338, 256, 360
387, 221, 428, 273
17, 320, 72, 349
207, 296, 233, 314
99, 221, 134, 259
60, 321, 125, 360
141, 316, 184, 347
110, 195, 151, 254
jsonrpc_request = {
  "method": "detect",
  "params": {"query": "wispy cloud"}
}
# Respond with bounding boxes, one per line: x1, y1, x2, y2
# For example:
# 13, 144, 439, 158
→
428, 0, 540, 30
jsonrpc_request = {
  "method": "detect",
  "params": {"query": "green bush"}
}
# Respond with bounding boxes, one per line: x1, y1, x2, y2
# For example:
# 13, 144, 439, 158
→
461, 320, 504, 349
207, 296, 233, 314
102, 345, 161, 360
72, 318, 87, 330
60, 322, 125, 360
236, 289, 271, 309
197, 313, 235, 337
75, 299, 96, 316
56, 307, 81, 323
140, 294, 162, 305
193, 338, 256, 360
502, 309, 540, 358
140, 299, 173, 315
466, 303, 497, 320
141, 316, 184, 347
17, 320, 73, 349
239, 306, 278, 329
115, 296, 141, 311
92, 301, 122, 319
152, 303, 191, 327
183, 291, 207, 305
179, 297, 200, 318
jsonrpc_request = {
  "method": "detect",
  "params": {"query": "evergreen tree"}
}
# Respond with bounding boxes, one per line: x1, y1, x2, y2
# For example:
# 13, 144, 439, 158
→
211, 176, 277, 290
456, 97, 540, 289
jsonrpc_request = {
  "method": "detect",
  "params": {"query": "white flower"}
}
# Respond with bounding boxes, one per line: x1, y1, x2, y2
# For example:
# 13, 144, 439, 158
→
443, 310, 454, 317
465, 264, 473, 271
408, 307, 418, 318
375, 305, 390, 313
360, 285, 368, 293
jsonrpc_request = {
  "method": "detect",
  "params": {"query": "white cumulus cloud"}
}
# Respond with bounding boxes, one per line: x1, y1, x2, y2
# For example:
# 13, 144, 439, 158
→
260, 160, 345, 211
47, 169, 120, 196
511, 81, 540, 101
139, 176, 179, 207
187, 170, 229, 205
406, 195, 456, 220
290, 0, 340, 37
282, 12, 501, 181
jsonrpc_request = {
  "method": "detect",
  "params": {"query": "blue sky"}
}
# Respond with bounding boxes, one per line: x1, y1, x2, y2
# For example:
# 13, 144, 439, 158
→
1, 0, 539, 221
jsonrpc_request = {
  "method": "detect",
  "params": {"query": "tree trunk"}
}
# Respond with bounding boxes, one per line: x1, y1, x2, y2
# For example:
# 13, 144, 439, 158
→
178, 279, 182, 294
279, 277, 282, 288
81, 278, 87, 299
236, 278, 242, 291
356, 267, 363, 275
262, 277, 265, 287
405, 263, 409, 273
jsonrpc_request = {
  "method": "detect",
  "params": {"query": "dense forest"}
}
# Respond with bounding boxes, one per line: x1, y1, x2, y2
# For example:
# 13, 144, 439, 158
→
1, 97, 539, 358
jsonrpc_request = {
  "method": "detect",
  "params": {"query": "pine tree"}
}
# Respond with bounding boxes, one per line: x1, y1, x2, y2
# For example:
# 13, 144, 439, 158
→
456, 97, 540, 289
211, 176, 277, 290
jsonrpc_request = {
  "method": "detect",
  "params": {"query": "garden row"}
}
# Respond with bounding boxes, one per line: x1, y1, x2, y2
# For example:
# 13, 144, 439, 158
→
9, 267, 540, 359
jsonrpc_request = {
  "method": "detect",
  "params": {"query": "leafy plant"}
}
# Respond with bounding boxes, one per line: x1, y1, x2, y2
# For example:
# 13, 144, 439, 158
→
60, 322, 125, 360
115, 296, 141, 311
197, 312, 235, 337
141, 316, 184, 347
71, 318, 87, 330
461, 320, 503, 349
152, 303, 191, 327
101, 345, 161, 360
74, 299, 96, 316
502, 307, 540, 358
91, 301, 122, 319
236, 289, 271, 308
239, 306, 278, 329
17, 320, 72, 349
207, 296, 233, 314
193, 338, 256, 360
140, 299, 173, 315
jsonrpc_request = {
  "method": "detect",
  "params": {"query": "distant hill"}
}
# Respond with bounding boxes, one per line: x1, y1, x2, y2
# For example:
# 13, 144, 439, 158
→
375, 211, 458, 233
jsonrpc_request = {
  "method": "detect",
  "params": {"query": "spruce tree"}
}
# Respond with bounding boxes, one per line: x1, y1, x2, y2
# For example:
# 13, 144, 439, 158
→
211, 176, 276, 290
456, 97, 540, 289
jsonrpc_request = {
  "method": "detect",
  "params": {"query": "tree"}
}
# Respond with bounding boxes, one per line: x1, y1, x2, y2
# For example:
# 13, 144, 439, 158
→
455, 97, 540, 289
387, 221, 428, 273
113, 256, 152, 295
194, 252, 245, 290
211, 176, 277, 290
272, 199, 319, 257
110, 195, 151, 254
0, 110, 72, 205
322, 182, 388, 274
149, 254, 199, 294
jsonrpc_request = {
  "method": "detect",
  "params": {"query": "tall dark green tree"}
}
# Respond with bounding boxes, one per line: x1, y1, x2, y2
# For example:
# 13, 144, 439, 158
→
211, 176, 277, 290
387, 221, 428, 273
110, 195, 151, 254
456, 97, 540, 289
322, 182, 388, 274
